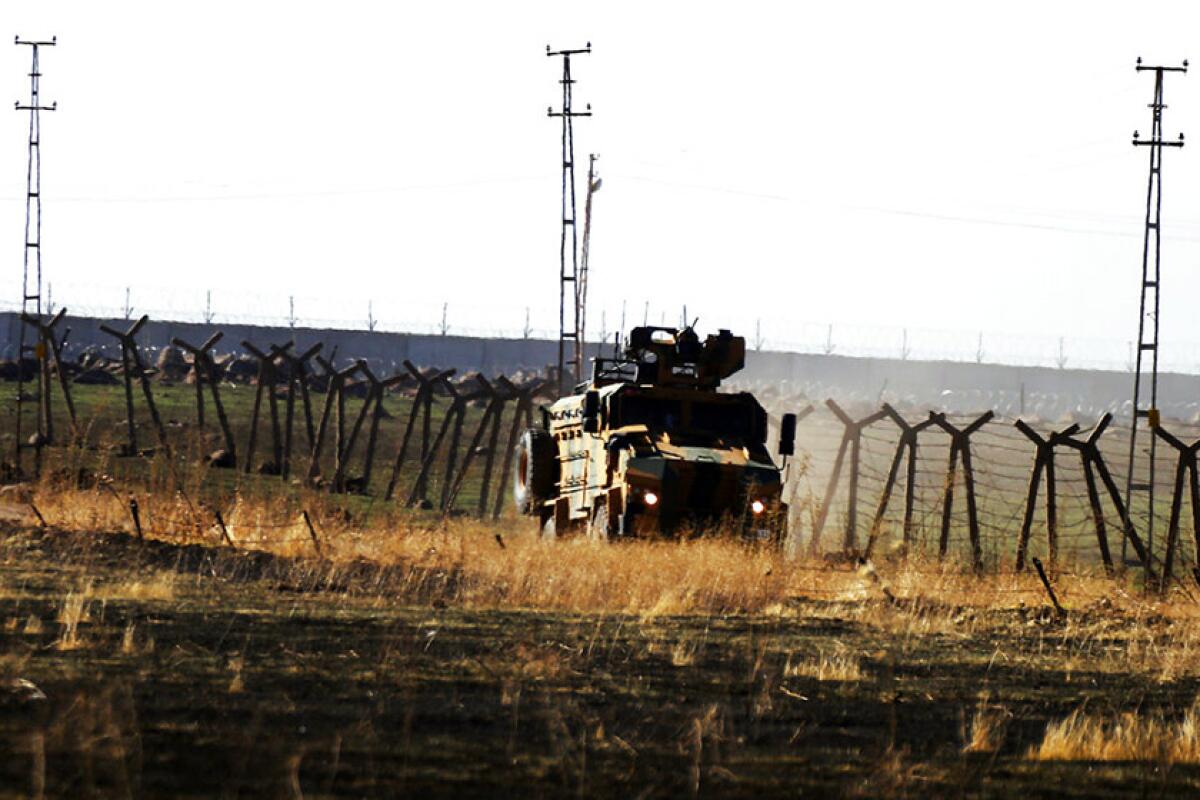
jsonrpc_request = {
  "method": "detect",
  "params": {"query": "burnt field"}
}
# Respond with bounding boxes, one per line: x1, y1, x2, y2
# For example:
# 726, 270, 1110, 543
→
0, 518, 1199, 797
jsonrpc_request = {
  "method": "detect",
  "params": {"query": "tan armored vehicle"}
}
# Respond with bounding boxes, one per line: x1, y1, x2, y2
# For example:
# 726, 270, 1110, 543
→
513, 326, 797, 541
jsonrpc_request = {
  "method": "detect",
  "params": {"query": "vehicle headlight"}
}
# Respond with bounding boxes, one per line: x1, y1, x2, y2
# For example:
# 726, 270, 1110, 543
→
750, 499, 766, 515
643, 490, 659, 507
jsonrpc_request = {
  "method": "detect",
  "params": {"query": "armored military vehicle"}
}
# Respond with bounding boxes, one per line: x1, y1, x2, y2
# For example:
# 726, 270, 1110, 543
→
513, 325, 797, 541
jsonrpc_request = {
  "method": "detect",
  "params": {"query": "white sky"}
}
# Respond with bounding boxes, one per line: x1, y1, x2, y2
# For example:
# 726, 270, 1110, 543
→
5, 1, 1200, 369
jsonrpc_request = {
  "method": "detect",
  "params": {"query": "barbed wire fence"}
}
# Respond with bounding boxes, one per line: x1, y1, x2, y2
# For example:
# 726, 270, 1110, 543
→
778, 398, 1198, 582
6, 309, 1200, 589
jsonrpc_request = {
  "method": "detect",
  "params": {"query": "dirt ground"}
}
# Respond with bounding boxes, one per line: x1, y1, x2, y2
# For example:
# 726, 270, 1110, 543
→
0, 524, 1196, 798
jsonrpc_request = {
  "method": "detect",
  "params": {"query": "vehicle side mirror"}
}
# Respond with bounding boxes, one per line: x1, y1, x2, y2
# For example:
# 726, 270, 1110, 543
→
583, 390, 601, 433
778, 412, 796, 456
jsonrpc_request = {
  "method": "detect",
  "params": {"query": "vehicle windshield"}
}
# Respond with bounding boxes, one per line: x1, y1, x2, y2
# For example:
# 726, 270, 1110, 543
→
618, 396, 684, 430
689, 401, 755, 440
616, 394, 757, 442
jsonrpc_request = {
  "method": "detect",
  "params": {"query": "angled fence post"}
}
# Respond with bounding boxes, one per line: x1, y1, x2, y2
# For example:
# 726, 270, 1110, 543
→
810, 399, 887, 554
444, 375, 501, 512
329, 361, 367, 492
1057, 414, 1116, 575
930, 411, 993, 571
173, 331, 237, 465
1152, 424, 1200, 593
866, 404, 937, 559
384, 363, 455, 501
439, 381, 479, 510
407, 377, 468, 508
351, 361, 405, 494
276, 342, 322, 478
242, 341, 293, 474
492, 379, 542, 520
307, 353, 356, 485
100, 316, 168, 456
476, 376, 518, 517
1074, 420, 1153, 582
21, 308, 77, 443
1014, 421, 1080, 571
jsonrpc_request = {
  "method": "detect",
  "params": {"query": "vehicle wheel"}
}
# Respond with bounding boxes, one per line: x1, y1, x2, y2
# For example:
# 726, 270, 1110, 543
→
589, 504, 610, 543
513, 428, 557, 515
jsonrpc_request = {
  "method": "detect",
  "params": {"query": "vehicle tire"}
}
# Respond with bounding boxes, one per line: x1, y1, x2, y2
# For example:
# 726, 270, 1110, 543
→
588, 503, 610, 543
513, 428, 557, 515
541, 514, 558, 541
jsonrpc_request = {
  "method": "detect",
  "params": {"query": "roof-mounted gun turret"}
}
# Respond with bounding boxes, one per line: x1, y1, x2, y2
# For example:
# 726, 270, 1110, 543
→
591, 325, 745, 391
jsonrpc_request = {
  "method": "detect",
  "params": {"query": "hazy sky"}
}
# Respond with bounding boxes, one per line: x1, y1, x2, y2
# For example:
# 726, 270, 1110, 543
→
5, 1, 1200, 369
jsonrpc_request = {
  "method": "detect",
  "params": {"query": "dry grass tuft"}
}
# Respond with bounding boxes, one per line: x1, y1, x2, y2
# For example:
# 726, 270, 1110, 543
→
1029, 702, 1200, 764
784, 646, 864, 682
55, 581, 92, 651
121, 622, 137, 655
964, 694, 1010, 753
227, 654, 245, 694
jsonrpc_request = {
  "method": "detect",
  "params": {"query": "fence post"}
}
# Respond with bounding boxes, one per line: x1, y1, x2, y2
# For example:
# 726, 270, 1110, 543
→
1152, 424, 1200, 593
810, 426, 849, 554
810, 400, 887, 554
274, 342, 323, 474
242, 341, 293, 475
476, 376, 517, 517
128, 496, 143, 541
20, 308, 77, 443
444, 376, 509, 513
492, 380, 542, 519
302, 510, 322, 557
930, 411, 993, 570
1058, 414, 1115, 575
407, 378, 466, 508
173, 332, 237, 465
213, 509, 233, 546
308, 356, 359, 487
101, 316, 166, 456
385, 363, 451, 500
867, 405, 938, 559
194, 350, 205, 428
307, 353, 340, 483
1084, 433, 1154, 582
353, 361, 405, 494
1014, 421, 1079, 571
439, 382, 476, 510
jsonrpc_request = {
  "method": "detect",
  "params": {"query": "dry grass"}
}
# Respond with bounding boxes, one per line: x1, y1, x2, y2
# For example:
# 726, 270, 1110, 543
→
784, 646, 864, 682
17, 482, 1200, 702
96, 573, 178, 602
55, 581, 92, 651
13, 476, 1200, 796
964, 693, 1010, 753
1030, 702, 1200, 764
7, 483, 1192, 618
